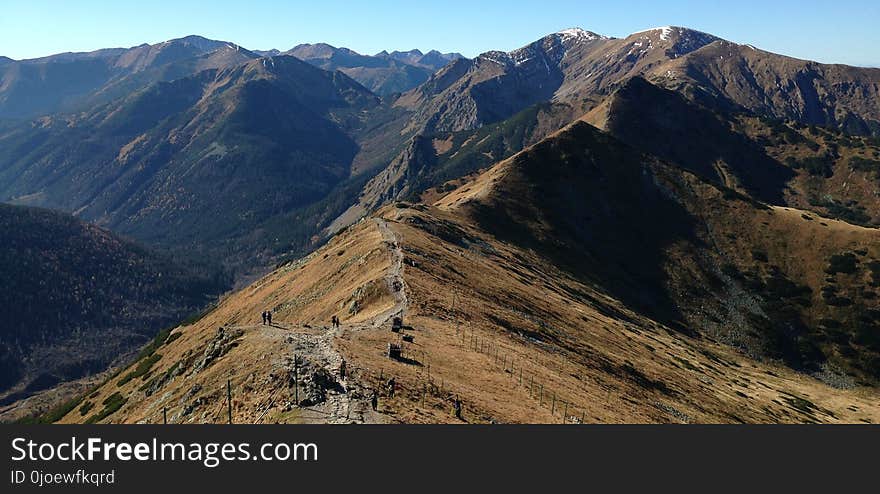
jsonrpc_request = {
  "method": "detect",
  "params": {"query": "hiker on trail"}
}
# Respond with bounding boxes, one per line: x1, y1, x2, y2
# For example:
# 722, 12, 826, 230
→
331, 315, 337, 328
371, 390, 379, 411
262, 311, 267, 325
387, 377, 396, 398
267, 310, 272, 325
339, 359, 347, 380
453, 397, 462, 420
335, 315, 340, 329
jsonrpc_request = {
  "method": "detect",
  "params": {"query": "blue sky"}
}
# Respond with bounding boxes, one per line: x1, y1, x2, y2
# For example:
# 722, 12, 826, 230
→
1, 0, 878, 66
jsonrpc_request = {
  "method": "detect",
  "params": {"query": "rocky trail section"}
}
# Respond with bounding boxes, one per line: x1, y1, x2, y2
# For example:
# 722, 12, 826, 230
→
248, 217, 408, 424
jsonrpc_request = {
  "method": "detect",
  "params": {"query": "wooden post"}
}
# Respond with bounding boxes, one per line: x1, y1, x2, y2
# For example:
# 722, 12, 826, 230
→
519, 367, 523, 385
294, 355, 299, 405
226, 379, 232, 424
551, 393, 556, 414
451, 289, 456, 333
562, 402, 568, 424
539, 385, 544, 406
163, 407, 167, 425
580, 411, 585, 424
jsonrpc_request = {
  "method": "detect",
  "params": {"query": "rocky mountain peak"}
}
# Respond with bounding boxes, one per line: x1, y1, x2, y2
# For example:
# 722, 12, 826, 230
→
625, 26, 719, 57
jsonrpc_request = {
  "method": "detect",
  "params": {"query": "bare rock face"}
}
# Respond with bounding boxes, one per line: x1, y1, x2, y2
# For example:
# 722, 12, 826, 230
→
192, 327, 244, 373
291, 360, 343, 407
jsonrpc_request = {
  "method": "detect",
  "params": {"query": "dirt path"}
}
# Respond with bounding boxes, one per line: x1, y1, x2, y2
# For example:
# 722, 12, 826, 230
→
371, 217, 408, 327
252, 218, 408, 424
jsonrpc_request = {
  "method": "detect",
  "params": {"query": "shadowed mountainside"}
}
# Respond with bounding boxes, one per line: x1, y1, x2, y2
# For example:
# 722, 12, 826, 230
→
439, 121, 880, 382
0, 203, 227, 403
0, 56, 384, 273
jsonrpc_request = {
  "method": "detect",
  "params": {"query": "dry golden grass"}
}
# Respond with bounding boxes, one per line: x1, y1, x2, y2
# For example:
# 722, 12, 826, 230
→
58, 197, 880, 424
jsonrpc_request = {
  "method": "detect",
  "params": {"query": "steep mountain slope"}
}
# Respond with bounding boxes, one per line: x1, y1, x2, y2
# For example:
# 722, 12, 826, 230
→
0, 204, 225, 405
288, 44, 461, 96
48, 191, 880, 424
340, 101, 581, 226
394, 27, 880, 136
585, 76, 880, 225
41, 119, 880, 425
438, 121, 880, 382
0, 56, 382, 272
393, 28, 612, 134
655, 37, 880, 135
0, 36, 258, 119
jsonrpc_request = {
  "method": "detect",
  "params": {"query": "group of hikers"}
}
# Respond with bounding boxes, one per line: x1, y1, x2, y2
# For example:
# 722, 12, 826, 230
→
369, 377, 396, 412
261, 310, 273, 325
259, 311, 341, 328
260, 310, 341, 329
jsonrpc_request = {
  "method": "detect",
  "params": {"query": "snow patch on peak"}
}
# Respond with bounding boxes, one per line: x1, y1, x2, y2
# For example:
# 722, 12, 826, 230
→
631, 26, 717, 42
629, 26, 719, 57
477, 50, 512, 66
631, 26, 678, 40
554, 27, 609, 42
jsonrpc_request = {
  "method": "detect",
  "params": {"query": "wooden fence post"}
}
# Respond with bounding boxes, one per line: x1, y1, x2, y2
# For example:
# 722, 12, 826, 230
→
163, 407, 167, 425
294, 355, 299, 405
227, 379, 232, 424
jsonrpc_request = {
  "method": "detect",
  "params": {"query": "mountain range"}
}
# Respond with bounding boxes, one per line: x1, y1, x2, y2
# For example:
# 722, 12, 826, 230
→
2, 26, 879, 423
289, 44, 462, 95
0, 36, 462, 120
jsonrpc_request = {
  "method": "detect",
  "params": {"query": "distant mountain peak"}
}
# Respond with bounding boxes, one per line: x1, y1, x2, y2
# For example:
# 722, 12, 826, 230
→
554, 27, 610, 41
162, 34, 228, 52
629, 26, 718, 43
392, 49, 424, 57
479, 27, 608, 68
626, 26, 719, 57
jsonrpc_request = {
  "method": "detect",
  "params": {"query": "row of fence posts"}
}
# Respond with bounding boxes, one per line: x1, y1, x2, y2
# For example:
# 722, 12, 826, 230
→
151, 316, 586, 424
451, 300, 586, 424
153, 352, 422, 425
